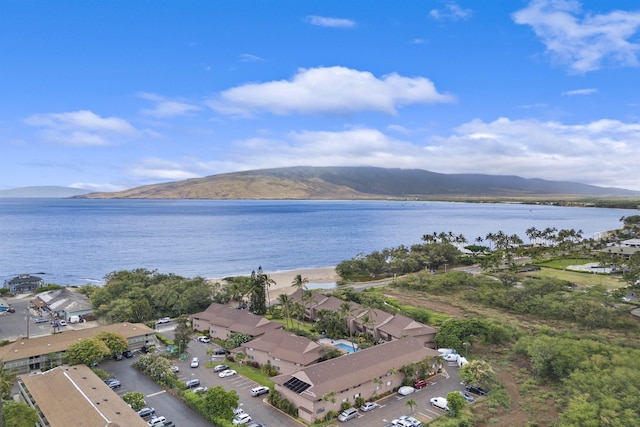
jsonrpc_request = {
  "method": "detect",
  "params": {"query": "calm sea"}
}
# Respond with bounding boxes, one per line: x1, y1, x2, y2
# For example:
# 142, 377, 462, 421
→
0, 199, 636, 286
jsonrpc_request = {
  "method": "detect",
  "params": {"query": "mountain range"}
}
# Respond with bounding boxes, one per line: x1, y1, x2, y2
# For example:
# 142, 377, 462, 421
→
0, 186, 92, 198
72, 167, 638, 200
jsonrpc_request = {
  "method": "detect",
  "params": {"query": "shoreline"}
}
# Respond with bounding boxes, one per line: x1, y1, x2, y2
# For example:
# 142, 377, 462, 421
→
209, 266, 341, 301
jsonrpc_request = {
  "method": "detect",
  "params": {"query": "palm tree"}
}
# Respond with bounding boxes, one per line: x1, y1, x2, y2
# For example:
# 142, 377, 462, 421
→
340, 301, 356, 351
406, 398, 417, 413
291, 274, 309, 294
277, 293, 293, 329
0, 359, 16, 426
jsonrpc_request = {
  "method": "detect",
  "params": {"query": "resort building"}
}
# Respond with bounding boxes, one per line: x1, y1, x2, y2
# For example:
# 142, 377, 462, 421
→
18, 364, 148, 427
272, 338, 441, 423
191, 303, 281, 339
0, 323, 156, 374
4, 274, 44, 295
241, 328, 325, 375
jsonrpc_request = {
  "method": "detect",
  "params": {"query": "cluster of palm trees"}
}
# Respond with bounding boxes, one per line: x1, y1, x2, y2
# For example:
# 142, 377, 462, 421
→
524, 227, 583, 247
422, 231, 468, 249
276, 274, 312, 329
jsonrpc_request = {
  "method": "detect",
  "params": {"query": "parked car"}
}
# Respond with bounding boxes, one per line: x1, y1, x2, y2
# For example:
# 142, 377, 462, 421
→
6, 307, 15, 313
122, 349, 134, 358
219, 369, 237, 378
232, 413, 252, 425
337, 407, 359, 422
430, 396, 449, 411
397, 386, 415, 396
190, 357, 199, 368
193, 386, 208, 394
250, 386, 269, 397
104, 378, 121, 389
157, 317, 171, 324
214, 348, 227, 355
456, 390, 475, 402
443, 353, 458, 362
197, 336, 211, 343
391, 419, 413, 427
34, 318, 48, 324
247, 424, 266, 427
137, 407, 156, 418
147, 415, 167, 426
185, 379, 200, 388
170, 365, 180, 373
465, 385, 489, 396
399, 415, 422, 427
360, 402, 379, 412
112, 353, 124, 361
213, 364, 229, 372
58, 320, 67, 326
154, 422, 174, 427
414, 379, 429, 389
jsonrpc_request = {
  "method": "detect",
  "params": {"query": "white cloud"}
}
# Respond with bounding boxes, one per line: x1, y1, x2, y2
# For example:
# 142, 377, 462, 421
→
513, 0, 640, 73
429, 2, 473, 20
207, 66, 454, 116
24, 110, 136, 145
70, 182, 127, 192
138, 92, 201, 118
424, 117, 640, 190
307, 15, 356, 28
239, 53, 264, 62
562, 88, 598, 96
129, 158, 202, 181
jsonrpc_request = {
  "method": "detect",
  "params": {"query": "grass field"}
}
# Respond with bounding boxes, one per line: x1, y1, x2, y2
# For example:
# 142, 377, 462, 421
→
522, 267, 624, 289
535, 258, 596, 269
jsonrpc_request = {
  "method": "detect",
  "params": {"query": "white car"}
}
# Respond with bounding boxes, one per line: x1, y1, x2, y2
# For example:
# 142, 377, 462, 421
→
190, 357, 199, 368
397, 386, 415, 396
193, 386, 208, 394
197, 336, 211, 343
170, 365, 180, 373
157, 317, 171, 324
399, 415, 422, 427
443, 353, 458, 362
232, 413, 252, 425
218, 369, 237, 378
58, 320, 67, 326
391, 419, 413, 427
360, 402, 379, 412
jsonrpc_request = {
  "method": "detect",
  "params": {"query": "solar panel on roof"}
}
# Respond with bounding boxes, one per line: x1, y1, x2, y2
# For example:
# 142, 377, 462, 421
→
283, 377, 311, 394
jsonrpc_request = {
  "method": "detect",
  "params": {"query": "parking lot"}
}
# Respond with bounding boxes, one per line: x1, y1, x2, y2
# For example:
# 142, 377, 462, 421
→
5, 312, 471, 426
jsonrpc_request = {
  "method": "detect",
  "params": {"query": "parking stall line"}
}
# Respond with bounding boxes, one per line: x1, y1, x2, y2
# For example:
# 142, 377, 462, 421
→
147, 390, 167, 397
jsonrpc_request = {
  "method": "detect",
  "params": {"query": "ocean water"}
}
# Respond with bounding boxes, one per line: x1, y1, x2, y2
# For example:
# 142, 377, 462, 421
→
0, 199, 636, 286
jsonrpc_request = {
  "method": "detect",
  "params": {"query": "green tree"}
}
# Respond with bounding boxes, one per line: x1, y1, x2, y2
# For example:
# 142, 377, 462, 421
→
0, 360, 16, 427
173, 315, 192, 353
2, 401, 38, 427
249, 267, 272, 315
405, 398, 417, 413
458, 360, 497, 389
122, 392, 146, 411
96, 331, 129, 355
446, 391, 466, 417
203, 386, 239, 421
277, 293, 293, 329
64, 339, 110, 366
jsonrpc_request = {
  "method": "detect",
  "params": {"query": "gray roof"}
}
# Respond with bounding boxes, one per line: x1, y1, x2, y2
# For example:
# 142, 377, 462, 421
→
242, 329, 324, 365
33, 288, 92, 313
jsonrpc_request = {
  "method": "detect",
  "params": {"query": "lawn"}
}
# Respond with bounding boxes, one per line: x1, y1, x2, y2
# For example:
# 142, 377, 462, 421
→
535, 258, 596, 269
522, 267, 624, 289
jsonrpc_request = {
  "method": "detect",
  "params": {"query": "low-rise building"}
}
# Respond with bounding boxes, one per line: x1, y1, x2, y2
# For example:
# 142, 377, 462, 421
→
272, 338, 441, 423
191, 303, 281, 339
30, 287, 93, 320
4, 274, 44, 295
18, 364, 148, 427
0, 322, 156, 374
241, 328, 325, 375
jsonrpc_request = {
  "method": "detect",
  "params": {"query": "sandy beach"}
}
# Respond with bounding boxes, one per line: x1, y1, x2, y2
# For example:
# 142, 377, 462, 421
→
210, 266, 341, 302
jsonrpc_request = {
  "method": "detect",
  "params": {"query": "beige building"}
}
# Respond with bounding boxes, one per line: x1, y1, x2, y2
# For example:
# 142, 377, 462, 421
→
0, 323, 156, 374
241, 329, 325, 375
272, 338, 440, 423
18, 364, 148, 427
191, 303, 281, 339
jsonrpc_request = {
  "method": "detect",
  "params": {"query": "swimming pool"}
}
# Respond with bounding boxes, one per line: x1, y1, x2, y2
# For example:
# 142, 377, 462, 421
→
335, 343, 358, 353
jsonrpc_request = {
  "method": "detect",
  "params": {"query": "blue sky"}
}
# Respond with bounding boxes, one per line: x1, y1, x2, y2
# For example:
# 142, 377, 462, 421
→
2, 0, 640, 192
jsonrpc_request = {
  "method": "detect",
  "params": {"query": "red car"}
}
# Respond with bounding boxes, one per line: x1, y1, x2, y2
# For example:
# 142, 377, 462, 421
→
414, 379, 429, 389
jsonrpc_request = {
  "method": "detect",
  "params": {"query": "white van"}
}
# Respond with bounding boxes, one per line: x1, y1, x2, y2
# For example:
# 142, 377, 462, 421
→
69, 315, 81, 324
430, 396, 449, 411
